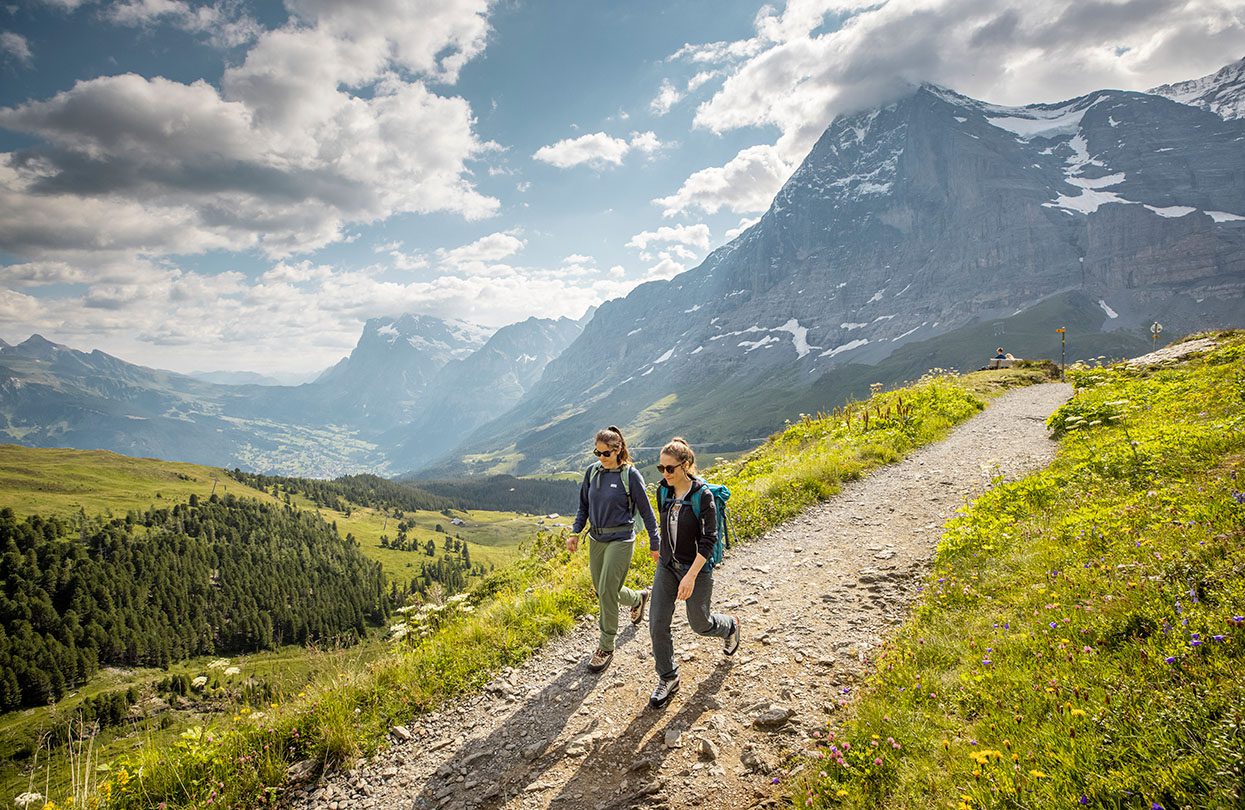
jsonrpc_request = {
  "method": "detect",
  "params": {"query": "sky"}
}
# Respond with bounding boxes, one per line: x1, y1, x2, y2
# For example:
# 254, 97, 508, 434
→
0, 0, 1242, 377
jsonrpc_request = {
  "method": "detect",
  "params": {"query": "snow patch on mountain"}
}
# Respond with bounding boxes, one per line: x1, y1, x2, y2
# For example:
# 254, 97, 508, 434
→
772, 319, 819, 359
819, 339, 869, 358
1207, 210, 1245, 223
1144, 205, 1197, 218
1098, 300, 1119, 319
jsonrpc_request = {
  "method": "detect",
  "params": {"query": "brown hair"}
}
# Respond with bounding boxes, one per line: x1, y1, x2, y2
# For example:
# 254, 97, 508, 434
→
660, 436, 697, 476
594, 425, 632, 465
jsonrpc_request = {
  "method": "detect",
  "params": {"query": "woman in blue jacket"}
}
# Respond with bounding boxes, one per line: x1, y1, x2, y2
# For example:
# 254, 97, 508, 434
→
568, 425, 660, 673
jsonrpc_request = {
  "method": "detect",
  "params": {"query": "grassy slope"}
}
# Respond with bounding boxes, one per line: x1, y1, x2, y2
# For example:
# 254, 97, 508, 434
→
0, 446, 534, 804
795, 332, 1245, 809
0, 444, 531, 582
79, 364, 1050, 810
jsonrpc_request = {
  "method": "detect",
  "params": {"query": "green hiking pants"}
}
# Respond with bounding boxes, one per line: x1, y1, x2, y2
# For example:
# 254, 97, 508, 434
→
589, 537, 643, 652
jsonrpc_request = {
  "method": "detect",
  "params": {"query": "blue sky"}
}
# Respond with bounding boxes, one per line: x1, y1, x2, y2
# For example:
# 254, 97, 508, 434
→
0, 0, 1242, 375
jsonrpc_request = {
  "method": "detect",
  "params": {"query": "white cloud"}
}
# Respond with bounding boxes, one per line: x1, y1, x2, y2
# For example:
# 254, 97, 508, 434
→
108, 0, 262, 48
687, 70, 721, 91
653, 144, 793, 217
436, 231, 526, 267
650, 78, 683, 115
532, 130, 663, 169
0, 0, 498, 265
1, 31, 31, 66
626, 223, 712, 252
724, 215, 761, 241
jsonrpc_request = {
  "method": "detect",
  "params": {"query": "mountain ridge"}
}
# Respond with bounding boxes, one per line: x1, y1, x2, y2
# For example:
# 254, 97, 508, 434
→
424, 59, 1245, 476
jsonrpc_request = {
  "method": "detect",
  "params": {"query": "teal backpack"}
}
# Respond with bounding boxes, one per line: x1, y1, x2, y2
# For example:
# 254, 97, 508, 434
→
657, 478, 732, 568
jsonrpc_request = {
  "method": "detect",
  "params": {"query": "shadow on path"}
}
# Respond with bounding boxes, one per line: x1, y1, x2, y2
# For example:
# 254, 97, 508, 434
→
408, 624, 641, 808
546, 661, 732, 810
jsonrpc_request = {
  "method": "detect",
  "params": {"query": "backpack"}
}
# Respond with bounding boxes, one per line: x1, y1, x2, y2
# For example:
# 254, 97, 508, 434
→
585, 463, 638, 538
658, 478, 732, 568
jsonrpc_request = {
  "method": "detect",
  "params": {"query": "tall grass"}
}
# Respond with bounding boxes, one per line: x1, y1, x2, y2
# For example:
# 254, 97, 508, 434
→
795, 333, 1245, 809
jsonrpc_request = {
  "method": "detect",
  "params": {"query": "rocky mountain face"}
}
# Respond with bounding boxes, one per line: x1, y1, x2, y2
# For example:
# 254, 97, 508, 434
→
0, 314, 578, 476
429, 59, 1245, 476
387, 316, 582, 470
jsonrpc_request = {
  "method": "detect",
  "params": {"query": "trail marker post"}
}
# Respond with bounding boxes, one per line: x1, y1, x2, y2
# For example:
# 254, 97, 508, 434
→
1056, 327, 1066, 380
1151, 321, 1163, 350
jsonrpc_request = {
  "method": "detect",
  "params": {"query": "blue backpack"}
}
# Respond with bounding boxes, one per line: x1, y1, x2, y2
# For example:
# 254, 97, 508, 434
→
658, 478, 732, 568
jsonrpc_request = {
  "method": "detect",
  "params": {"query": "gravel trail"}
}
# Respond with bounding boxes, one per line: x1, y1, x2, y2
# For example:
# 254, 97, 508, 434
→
290, 382, 1072, 810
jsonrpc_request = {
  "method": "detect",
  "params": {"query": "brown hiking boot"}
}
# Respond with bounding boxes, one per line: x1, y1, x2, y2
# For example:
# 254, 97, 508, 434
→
630, 589, 650, 624
587, 648, 613, 673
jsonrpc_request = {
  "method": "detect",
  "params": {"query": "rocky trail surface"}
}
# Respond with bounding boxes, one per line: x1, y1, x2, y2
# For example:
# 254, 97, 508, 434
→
290, 382, 1073, 810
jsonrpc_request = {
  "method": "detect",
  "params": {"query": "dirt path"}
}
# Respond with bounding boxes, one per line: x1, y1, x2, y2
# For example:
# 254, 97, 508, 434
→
290, 382, 1072, 810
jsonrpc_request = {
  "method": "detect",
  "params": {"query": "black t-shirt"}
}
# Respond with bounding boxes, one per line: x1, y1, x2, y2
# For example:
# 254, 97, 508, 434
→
657, 480, 716, 566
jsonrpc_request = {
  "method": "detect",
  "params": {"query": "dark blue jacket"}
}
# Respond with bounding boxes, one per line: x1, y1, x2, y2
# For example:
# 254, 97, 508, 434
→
571, 464, 660, 547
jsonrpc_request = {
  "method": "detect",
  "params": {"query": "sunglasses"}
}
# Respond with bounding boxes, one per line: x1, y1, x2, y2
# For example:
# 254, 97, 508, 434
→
593, 449, 614, 458
656, 464, 683, 474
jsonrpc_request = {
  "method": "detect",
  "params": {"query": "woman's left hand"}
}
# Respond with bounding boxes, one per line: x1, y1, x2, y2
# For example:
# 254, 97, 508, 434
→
677, 573, 695, 601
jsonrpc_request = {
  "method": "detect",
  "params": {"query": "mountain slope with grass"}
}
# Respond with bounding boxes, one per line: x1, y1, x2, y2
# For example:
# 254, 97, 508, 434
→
797, 332, 1245, 809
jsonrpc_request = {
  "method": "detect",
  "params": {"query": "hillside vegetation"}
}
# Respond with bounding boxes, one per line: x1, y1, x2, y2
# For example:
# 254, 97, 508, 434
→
797, 332, 1245, 809
56, 364, 1052, 810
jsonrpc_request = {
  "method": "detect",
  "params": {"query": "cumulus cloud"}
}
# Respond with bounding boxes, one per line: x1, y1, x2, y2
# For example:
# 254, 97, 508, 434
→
1, 31, 31, 66
0, 0, 498, 266
657, 0, 1245, 217
650, 78, 683, 115
108, 0, 262, 48
626, 223, 711, 252
653, 144, 792, 217
532, 130, 663, 169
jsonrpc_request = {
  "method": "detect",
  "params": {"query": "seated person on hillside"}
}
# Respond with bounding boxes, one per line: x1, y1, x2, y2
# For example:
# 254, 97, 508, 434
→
994, 347, 1007, 359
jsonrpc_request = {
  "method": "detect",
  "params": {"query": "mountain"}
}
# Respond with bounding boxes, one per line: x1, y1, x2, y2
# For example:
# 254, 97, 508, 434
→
0, 313, 578, 476
386, 316, 582, 469
427, 59, 1245, 476
1150, 56, 1245, 120
302, 314, 493, 427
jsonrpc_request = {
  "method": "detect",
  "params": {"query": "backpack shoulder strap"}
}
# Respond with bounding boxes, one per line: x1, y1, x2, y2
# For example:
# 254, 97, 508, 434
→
587, 461, 603, 489
618, 463, 632, 499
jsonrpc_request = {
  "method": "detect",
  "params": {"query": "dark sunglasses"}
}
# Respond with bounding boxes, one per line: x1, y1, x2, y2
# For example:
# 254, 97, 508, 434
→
656, 464, 682, 474
593, 449, 614, 458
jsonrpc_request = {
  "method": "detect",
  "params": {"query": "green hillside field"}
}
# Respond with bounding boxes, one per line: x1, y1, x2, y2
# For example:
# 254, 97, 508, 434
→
0, 445, 542, 805
0, 444, 534, 582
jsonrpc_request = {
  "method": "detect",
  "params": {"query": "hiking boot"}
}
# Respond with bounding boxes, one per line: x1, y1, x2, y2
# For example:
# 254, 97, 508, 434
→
649, 675, 680, 710
724, 615, 740, 656
630, 589, 650, 625
587, 648, 613, 673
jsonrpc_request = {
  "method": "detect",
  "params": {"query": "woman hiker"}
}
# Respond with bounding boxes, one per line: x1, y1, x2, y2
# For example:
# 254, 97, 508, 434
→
567, 426, 659, 673
647, 437, 740, 710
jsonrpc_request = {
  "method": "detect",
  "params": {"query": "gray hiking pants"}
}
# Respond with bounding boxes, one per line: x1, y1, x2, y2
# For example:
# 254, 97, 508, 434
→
649, 560, 732, 680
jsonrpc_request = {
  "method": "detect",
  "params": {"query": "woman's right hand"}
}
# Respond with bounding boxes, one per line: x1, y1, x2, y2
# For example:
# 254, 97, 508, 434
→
566, 533, 579, 552
650, 550, 660, 561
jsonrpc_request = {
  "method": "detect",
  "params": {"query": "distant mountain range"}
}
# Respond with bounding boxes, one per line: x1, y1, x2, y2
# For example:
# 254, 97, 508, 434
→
0, 313, 581, 476
3, 58, 1243, 478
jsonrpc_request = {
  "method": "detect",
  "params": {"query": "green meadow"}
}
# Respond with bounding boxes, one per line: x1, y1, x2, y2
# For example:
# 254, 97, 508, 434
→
795, 332, 1245, 809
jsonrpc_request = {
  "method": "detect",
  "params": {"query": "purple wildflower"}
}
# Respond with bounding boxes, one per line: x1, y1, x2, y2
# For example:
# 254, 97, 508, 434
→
1165, 656, 1176, 664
